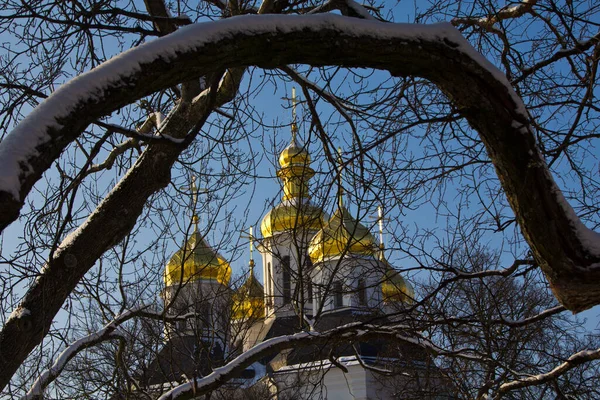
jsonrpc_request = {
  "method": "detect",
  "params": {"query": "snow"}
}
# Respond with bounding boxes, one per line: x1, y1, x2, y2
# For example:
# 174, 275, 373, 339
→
23, 328, 116, 399
278, 355, 397, 373
551, 181, 600, 263
7, 306, 30, 322
22, 306, 148, 399
158, 320, 481, 399
158, 331, 314, 399
346, 0, 375, 20
501, 305, 565, 325
0, 14, 525, 203
498, 346, 600, 392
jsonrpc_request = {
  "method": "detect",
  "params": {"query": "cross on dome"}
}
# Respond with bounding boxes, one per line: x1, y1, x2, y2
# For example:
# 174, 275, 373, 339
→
181, 175, 207, 231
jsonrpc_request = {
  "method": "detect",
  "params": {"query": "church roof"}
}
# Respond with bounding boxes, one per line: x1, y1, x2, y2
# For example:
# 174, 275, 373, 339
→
139, 336, 224, 387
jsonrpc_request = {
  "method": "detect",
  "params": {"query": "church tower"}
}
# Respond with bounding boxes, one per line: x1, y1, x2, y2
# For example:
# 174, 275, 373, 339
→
162, 177, 232, 342
259, 88, 327, 318
141, 179, 234, 388
307, 150, 383, 314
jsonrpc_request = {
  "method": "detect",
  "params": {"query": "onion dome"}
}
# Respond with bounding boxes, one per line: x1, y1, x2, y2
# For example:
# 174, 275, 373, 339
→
279, 139, 311, 168
232, 260, 265, 320
308, 206, 377, 264
379, 250, 414, 303
261, 199, 326, 238
164, 222, 231, 287
260, 137, 326, 238
261, 88, 326, 238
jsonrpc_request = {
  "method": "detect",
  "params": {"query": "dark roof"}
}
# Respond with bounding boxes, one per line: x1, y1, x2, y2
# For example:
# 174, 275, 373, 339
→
140, 335, 224, 386
279, 308, 430, 367
263, 315, 304, 340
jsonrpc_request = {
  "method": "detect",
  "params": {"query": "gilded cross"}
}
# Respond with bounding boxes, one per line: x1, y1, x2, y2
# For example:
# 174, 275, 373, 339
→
282, 87, 299, 141
180, 175, 207, 230
240, 226, 256, 273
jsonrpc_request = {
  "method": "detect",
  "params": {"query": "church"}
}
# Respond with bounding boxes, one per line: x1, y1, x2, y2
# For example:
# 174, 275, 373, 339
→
137, 93, 453, 399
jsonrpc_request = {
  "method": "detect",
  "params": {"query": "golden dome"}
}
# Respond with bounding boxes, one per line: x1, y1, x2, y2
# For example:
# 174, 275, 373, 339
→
164, 229, 231, 287
308, 206, 377, 264
379, 251, 414, 303
261, 133, 326, 238
279, 138, 311, 168
232, 261, 265, 320
261, 199, 327, 238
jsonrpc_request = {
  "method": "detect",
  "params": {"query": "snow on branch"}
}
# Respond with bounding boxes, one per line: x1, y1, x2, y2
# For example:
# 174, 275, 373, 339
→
498, 305, 566, 327
495, 347, 600, 397
308, 0, 375, 19
452, 0, 537, 29
158, 322, 483, 400
19, 302, 225, 399
0, 9, 597, 318
514, 30, 600, 84
21, 306, 149, 400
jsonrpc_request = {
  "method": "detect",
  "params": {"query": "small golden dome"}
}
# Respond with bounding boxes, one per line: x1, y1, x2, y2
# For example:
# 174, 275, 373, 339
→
380, 252, 414, 303
279, 139, 311, 168
261, 199, 327, 238
164, 230, 231, 287
232, 261, 265, 320
308, 206, 377, 264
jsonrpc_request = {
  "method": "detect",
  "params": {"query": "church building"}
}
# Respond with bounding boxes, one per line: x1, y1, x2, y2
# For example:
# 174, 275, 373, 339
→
139, 91, 453, 399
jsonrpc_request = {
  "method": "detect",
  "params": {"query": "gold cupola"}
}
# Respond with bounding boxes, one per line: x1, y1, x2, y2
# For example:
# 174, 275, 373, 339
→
308, 149, 377, 264
232, 261, 265, 320
376, 206, 414, 303
308, 206, 377, 264
164, 217, 232, 286
233, 227, 265, 320
164, 178, 232, 288
260, 88, 327, 238
379, 248, 414, 303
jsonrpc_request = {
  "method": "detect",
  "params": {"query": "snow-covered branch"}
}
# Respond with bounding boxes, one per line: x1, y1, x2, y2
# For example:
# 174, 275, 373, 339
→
498, 305, 566, 328
424, 305, 566, 329
158, 322, 482, 400
1, 10, 600, 393
452, 0, 537, 29
21, 306, 149, 400
19, 304, 208, 399
495, 347, 600, 398
308, 0, 375, 19
514, 30, 600, 84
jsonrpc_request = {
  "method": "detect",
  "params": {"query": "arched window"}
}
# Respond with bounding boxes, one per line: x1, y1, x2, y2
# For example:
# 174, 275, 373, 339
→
357, 279, 366, 305
282, 256, 291, 304
333, 281, 343, 308
267, 262, 271, 295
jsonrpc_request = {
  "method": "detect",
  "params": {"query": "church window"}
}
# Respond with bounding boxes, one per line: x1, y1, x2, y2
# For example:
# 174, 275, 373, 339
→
333, 281, 343, 308
315, 285, 322, 307
267, 262, 271, 295
282, 256, 291, 304
358, 279, 367, 305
